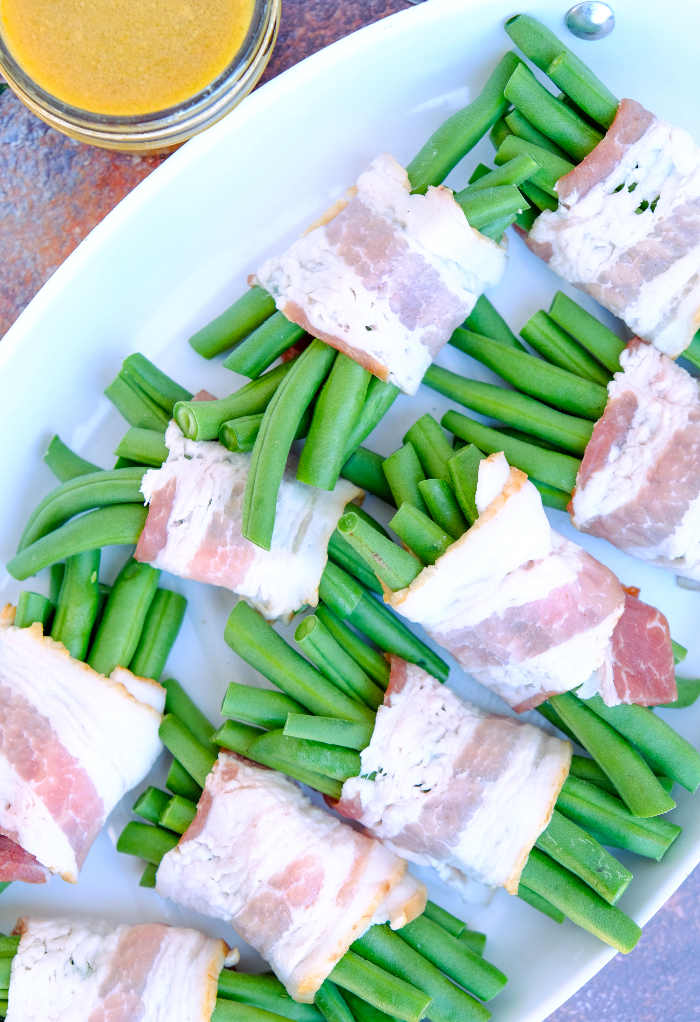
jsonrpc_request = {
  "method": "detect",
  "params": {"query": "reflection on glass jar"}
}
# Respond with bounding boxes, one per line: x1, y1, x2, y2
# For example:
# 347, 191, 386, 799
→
0, 0, 279, 151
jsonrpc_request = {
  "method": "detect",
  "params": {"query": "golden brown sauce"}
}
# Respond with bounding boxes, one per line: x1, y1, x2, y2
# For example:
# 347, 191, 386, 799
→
0, 0, 255, 116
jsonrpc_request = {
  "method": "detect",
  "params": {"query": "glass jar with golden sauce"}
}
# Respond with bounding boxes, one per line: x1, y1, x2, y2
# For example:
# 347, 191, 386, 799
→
0, 0, 279, 150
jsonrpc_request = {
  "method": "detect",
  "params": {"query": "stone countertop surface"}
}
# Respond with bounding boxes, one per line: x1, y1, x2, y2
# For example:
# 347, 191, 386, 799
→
1, 3, 699, 1018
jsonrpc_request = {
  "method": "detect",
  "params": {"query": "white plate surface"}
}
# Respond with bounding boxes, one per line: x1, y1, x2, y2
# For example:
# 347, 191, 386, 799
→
2, 2, 700, 1019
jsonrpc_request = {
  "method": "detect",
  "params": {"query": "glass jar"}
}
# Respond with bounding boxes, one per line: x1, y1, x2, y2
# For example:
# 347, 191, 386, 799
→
0, 0, 280, 152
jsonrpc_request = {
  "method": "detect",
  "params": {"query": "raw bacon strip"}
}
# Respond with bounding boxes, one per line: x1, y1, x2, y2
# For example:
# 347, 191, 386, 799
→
388, 452, 625, 712
0, 605, 164, 883
254, 152, 508, 396
0, 836, 49, 885
155, 752, 426, 1003
570, 338, 700, 581
7, 917, 226, 1022
600, 591, 677, 707
527, 99, 700, 358
135, 422, 360, 623
337, 658, 571, 895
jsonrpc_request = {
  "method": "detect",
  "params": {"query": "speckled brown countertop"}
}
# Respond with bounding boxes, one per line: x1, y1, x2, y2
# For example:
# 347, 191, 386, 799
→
1, 3, 699, 1018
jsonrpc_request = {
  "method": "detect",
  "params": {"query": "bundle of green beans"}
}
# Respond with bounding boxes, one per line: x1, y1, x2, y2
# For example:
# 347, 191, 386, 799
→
149, 662, 641, 953
118, 687, 504, 1022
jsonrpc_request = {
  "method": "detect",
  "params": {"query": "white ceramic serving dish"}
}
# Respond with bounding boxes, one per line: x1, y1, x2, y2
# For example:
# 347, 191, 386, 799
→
2, 1, 700, 1018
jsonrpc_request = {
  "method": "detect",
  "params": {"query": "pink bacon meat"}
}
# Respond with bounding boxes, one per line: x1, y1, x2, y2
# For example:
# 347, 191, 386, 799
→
527, 99, 700, 357
136, 422, 360, 623
570, 338, 700, 581
602, 589, 677, 707
8, 917, 227, 1022
253, 152, 507, 395
155, 752, 426, 1003
337, 657, 571, 895
0, 606, 164, 883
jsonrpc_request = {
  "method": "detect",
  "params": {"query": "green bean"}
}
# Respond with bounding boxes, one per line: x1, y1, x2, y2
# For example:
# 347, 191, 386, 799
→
495, 135, 574, 198
535, 700, 580, 744
382, 444, 428, 514
298, 355, 372, 490
338, 511, 422, 591
0, 961, 10, 992
536, 810, 632, 905
423, 364, 593, 456
478, 214, 516, 242
342, 378, 401, 463
505, 109, 570, 159
352, 925, 489, 1022
681, 331, 700, 372
519, 179, 559, 212
159, 794, 197, 835
116, 821, 179, 865
672, 640, 688, 665
129, 589, 187, 680
243, 340, 337, 549
569, 754, 618, 794
18, 467, 147, 552
444, 410, 580, 494
318, 562, 449, 682
521, 311, 612, 386
457, 929, 486, 957
219, 970, 323, 1022
0, 936, 20, 958
450, 328, 608, 419
659, 679, 700, 709
114, 457, 143, 469
505, 63, 603, 162
133, 786, 171, 825
341, 448, 396, 506
284, 714, 374, 751
175, 360, 294, 441
114, 428, 168, 468
531, 478, 572, 511
520, 848, 641, 953
489, 114, 512, 150
162, 677, 219, 752
219, 413, 264, 452
224, 600, 375, 723
548, 292, 625, 373
464, 295, 523, 350
505, 15, 618, 128
223, 312, 308, 378
212, 1000, 292, 1022
14, 591, 53, 629
159, 714, 218, 788
398, 915, 505, 1002
331, 950, 432, 1022
514, 206, 540, 232
582, 695, 700, 793
468, 163, 493, 185
138, 859, 159, 885
456, 185, 529, 230
389, 504, 452, 567
295, 616, 384, 710
314, 981, 353, 1022
417, 479, 467, 540
333, 989, 389, 1022
446, 443, 484, 526
548, 50, 619, 130
121, 353, 192, 413
422, 902, 466, 939
105, 372, 171, 431
459, 153, 539, 196
315, 604, 390, 689
49, 562, 65, 604
166, 759, 203, 802
250, 729, 360, 782
517, 884, 565, 923
87, 558, 160, 676
549, 693, 675, 818
403, 414, 454, 483
556, 777, 681, 861
329, 531, 384, 595
10, 502, 138, 592
44, 435, 103, 482
213, 719, 265, 757
189, 286, 277, 359
407, 51, 522, 193
221, 682, 308, 729
500, 429, 567, 454
51, 549, 101, 660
